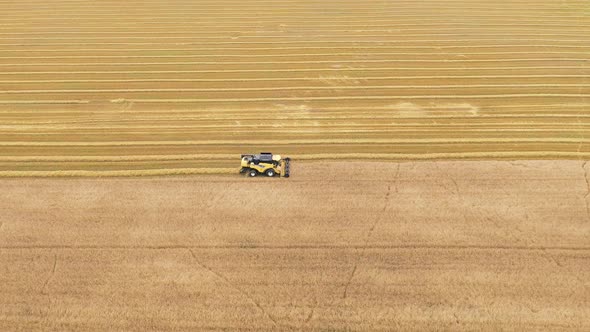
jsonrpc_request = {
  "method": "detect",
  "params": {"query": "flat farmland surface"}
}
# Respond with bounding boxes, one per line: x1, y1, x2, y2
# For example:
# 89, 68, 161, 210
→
0, 0, 589, 175
1, 161, 589, 331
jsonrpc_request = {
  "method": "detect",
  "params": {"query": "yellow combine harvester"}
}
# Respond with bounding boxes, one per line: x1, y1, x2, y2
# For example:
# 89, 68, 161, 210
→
239, 152, 291, 178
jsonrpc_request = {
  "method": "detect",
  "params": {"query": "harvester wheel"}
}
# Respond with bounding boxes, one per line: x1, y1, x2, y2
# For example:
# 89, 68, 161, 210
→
265, 169, 275, 177
248, 169, 258, 177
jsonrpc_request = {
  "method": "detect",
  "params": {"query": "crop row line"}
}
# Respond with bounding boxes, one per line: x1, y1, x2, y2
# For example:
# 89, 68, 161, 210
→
2, 23, 589, 29
4, 127, 587, 134
6, 116, 589, 124
4, 41, 590, 47
1, 76, 589, 84
4, 52, 590, 59
1, 138, 589, 146
1, 67, 587, 75
4, 45, 590, 52
1, 13, 588, 19
1, 18, 585, 24
4, 27, 590, 35
1, 33, 590, 39
2, 103, 587, 111
3, 35, 590, 41
0, 66, 590, 75
1, 85, 589, 95
1, 75, 589, 83
1, 123, 586, 129
0, 4, 583, 11
1, 0, 585, 4
0, 151, 589, 164
0, 243, 588, 250
2, 59, 589, 67
1, 95, 588, 105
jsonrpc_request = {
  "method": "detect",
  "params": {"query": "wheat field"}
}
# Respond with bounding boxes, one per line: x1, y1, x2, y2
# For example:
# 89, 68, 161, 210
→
1, 161, 589, 331
0, 0, 589, 175
2, 2, 590, 330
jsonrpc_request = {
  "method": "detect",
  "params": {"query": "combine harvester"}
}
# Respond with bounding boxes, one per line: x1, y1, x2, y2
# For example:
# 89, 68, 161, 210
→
239, 152, 291, 178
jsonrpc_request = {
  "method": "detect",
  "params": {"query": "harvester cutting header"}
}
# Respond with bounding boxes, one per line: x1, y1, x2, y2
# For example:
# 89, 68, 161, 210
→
239, 152, 291, 178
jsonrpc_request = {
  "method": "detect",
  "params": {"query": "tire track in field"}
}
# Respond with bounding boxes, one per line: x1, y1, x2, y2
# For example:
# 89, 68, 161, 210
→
1, 244, 589, 251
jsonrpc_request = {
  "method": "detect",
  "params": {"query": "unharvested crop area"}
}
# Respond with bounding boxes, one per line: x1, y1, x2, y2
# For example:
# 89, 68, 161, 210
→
0, 0, 589, 175
1, 161, 589, 331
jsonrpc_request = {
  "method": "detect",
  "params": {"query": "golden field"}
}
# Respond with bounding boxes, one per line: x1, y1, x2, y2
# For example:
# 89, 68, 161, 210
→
0, 0, 589, 175
2, 1, 590, 331
1, 161, 589, 330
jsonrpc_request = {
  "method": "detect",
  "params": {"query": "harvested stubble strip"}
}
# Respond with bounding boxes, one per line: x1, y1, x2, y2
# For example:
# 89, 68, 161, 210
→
0, 168, 236, 177
0, 154, 236, 162
1, 151, 590, 163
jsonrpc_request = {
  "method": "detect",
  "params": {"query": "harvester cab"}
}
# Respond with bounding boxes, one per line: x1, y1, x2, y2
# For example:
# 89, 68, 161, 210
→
239, 152, 291, 178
